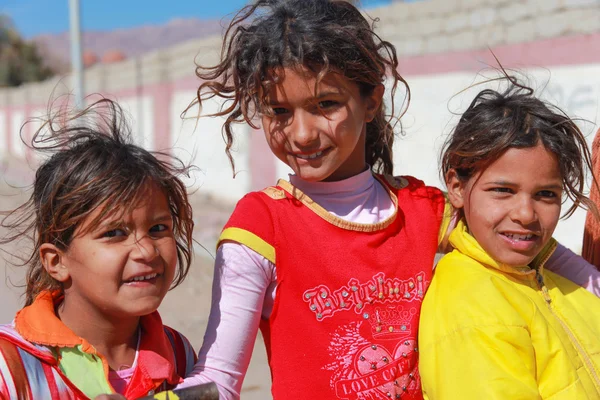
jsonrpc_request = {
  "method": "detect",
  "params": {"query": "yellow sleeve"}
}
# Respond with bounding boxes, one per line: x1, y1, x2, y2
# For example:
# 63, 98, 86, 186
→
218, 227, 276, 264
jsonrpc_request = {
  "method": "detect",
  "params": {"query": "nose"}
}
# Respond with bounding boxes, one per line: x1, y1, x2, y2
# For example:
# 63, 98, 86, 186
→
290, 110, 319, 148
510, 195, 537, 226
131, 234, 159, 262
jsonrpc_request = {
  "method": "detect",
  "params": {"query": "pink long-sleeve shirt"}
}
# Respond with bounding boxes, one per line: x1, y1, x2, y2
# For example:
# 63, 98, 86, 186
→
181, 170, 600, 399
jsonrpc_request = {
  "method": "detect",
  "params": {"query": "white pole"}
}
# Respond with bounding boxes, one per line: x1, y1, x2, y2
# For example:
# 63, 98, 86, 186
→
69, 0, 84, 108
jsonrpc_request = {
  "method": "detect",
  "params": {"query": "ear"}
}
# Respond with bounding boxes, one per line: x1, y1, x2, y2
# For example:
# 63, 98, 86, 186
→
446, 169, 465, 210
40, 243, 70, 283
364, 84, 384, 123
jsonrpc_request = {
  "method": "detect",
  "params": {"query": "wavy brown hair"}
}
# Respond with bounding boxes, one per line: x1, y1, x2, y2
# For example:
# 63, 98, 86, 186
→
193, 0, 409, 176
441, 76, 597, 219
1, 98, 195, 305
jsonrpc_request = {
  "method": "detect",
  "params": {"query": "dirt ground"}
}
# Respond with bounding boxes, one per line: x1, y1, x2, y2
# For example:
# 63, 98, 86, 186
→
0, 170, 273, 399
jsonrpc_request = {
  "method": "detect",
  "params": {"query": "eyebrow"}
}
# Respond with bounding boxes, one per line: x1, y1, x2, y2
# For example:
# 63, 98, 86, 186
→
96, 219, 124, 232
315, 90, 343, 99
95, 214, 172, 231
267, 90, 344, 106
488, 180, 563, 191
151, 215, 173, 224
538, 184, 563, 191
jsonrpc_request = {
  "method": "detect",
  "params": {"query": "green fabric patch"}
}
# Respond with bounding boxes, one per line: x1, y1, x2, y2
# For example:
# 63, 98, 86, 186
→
58, 345, 114, 398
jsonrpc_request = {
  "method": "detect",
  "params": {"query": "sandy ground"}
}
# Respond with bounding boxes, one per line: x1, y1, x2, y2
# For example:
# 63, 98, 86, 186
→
0, 173, 272, 399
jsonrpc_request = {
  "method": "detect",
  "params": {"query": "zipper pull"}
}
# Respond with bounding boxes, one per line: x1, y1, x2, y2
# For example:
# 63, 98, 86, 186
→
535, 269, 552, 304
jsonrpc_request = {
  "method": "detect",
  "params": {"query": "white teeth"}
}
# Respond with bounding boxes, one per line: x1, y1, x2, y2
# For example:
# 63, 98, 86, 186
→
505, 233, 533, 241
296, 151, 323, 160
130, 273, 158, 282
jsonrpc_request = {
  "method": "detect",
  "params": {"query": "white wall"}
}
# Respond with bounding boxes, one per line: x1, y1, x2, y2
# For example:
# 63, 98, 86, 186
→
171, 91, 252, 200
396, 64, 600, 252
118, 96, 155, 150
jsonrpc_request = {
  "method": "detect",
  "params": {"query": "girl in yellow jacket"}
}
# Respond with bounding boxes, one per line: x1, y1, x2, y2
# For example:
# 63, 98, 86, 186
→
419, 78, 600, 399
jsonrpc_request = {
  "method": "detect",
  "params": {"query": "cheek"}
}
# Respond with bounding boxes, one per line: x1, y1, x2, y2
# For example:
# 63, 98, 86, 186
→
463, 194, 502, 232
332, 110, 358, 135
542, 205, 562, 233
162, 240, 179, 271
262, 119, 287, 149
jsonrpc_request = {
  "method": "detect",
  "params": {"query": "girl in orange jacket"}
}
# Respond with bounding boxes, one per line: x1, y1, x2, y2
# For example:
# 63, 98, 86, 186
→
0, 98, 197, 399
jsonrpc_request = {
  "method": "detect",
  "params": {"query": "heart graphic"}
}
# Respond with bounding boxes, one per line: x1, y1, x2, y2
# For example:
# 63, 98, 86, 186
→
353, 343, 414, 398
355, 344, 393, 375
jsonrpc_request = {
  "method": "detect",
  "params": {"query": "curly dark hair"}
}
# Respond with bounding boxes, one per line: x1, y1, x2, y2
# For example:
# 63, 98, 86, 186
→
193, 0, 409, 176
1, 98, 195, 305
441, 77, 597, 219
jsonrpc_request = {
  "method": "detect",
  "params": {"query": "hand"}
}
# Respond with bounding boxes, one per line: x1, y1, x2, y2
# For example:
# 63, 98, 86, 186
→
94, 395, 126, 400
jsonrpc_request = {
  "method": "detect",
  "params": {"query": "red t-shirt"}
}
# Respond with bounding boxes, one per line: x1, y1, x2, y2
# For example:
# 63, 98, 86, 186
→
221, 175, 445, 399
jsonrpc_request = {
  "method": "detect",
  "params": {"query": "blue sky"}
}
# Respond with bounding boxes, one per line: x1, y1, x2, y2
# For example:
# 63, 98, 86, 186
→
3, 0, 393, 38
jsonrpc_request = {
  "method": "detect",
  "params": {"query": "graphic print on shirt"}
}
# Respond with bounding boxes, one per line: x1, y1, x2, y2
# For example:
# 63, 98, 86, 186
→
303, 272, 428, 400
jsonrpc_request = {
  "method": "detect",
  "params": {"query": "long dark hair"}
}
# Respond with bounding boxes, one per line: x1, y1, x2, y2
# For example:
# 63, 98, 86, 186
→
441, 76, 597, 219
193, 0, 409, 175
1, 98, 195, 305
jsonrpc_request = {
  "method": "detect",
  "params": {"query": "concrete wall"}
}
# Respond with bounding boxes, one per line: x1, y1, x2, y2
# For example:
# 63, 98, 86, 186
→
1, 0, 599, 251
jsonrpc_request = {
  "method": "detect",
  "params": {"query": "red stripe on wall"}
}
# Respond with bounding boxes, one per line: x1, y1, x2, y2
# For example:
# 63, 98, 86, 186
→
399, 33, 600, 76
147, 82, 174, 151
4, 108, 11, 157
249, 126, 277, 191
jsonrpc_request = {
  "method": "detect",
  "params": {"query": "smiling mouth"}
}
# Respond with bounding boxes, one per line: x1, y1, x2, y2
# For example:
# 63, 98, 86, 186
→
501, 233, 535, 241
294, 148, 330, 160
124, 273, 159, 283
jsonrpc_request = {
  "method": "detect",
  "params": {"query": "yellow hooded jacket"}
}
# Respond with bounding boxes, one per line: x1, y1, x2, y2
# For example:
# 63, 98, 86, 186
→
419, 220, 600, 399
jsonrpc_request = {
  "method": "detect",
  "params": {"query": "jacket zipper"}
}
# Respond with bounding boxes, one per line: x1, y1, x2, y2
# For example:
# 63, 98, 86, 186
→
534, 269, 600, 391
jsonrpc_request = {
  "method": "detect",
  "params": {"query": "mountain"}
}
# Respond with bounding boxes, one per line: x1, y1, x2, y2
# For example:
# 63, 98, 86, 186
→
32, 18, 223, 72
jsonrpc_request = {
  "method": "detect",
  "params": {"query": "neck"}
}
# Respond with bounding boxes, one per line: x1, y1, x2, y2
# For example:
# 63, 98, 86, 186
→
58, 293, 139, 370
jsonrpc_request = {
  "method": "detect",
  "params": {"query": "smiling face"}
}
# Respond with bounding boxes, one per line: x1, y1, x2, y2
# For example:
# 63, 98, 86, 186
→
52, 181, 177, 319
261, 67, 382, 182
447, 143, 563, 267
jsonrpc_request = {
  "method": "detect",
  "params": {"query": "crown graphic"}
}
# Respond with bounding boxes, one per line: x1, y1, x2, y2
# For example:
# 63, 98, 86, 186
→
368, 306, 417, 340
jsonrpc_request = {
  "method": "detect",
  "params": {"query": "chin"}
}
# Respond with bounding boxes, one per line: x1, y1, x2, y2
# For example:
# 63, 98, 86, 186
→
126, 299, 163, 317
295, 170, 330, 182
496, 254, 537, 268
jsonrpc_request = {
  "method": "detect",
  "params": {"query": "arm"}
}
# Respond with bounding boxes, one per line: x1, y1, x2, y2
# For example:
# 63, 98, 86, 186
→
177, 243, 274, 400
545, 243, 600, 297
420, 325, 540, 400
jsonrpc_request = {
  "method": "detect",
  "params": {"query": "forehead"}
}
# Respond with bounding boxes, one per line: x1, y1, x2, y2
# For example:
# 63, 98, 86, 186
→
76, 180, 170, 232
476, 144, 561, 184
265, 66, 353, 100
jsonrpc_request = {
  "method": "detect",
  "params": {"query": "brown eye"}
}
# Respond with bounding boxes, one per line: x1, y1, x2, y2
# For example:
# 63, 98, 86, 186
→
103, 229, 126, 238
272, 107, 288, 115
150, 224, 169, 233
318, 100, 338, 109
538, 190, 558, 198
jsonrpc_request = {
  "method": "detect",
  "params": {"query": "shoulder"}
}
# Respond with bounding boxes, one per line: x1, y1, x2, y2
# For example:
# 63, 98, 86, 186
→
380, 174, 444, 201
226, 185, 292, 226
222, 190, 278, 241
230, 190, 277, 216
0, 329, 40, 397
0, 323, 45, 356
220, 184, 293, 259
421, 251, 534, 342
162, 325, 195, 355
431, 251, 532, 309
162, 326, 197, 378
380, 175, 445, 226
